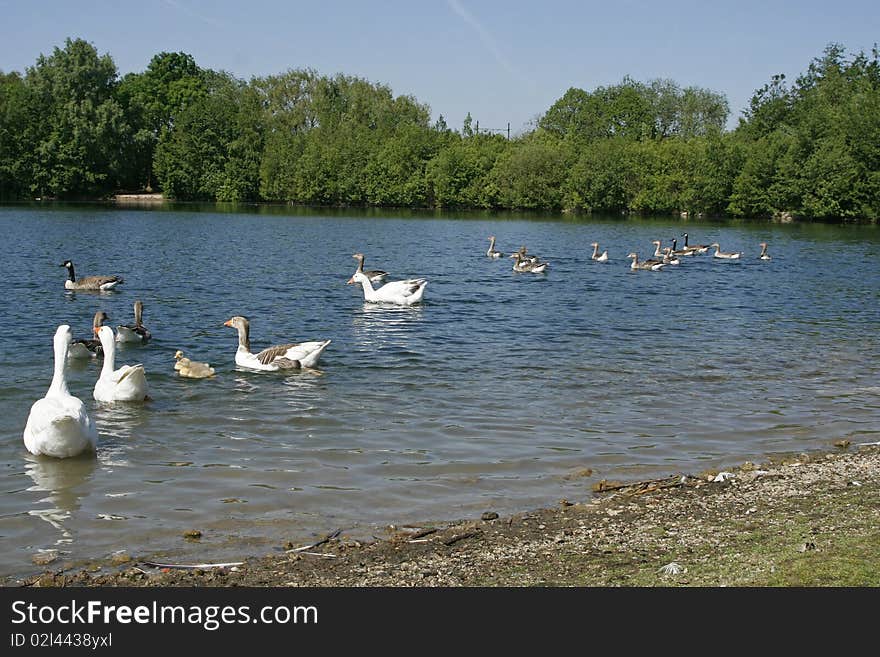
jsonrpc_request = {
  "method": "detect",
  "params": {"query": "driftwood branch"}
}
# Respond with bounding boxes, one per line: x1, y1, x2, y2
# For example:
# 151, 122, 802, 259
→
287, 528, 342, 553
592, 474, 702, 495
141, 561, 244, 570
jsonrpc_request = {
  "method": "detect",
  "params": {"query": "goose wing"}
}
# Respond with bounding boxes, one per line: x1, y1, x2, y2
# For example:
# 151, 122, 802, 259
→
255, 343, 300, 366
78, 275, 124, 287
380, 278, 427, 295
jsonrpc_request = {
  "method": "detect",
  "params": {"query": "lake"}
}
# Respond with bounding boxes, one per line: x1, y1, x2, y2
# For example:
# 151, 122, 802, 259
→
1, 203, 878, 580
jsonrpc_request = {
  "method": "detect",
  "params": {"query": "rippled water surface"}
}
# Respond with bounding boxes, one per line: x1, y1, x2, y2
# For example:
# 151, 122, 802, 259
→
1, 204, 878, 579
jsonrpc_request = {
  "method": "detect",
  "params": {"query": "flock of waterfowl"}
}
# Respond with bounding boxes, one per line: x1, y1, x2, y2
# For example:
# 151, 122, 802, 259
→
24, 233, 770, 461
489, 232, 770, 273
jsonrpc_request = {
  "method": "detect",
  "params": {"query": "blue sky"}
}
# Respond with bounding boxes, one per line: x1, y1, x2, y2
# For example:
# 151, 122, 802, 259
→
1, 0, 877, 134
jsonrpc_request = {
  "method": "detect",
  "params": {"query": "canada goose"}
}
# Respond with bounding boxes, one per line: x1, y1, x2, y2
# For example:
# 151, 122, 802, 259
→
60, 260, 123, 291
23, 325, 98, 458
590, 242, 609, 262
116, 300, 151, 344
669, 239, 696, 257
351, 253, 388, 284
486, 236, 503, 258
174, 350, 215, 378
759, 242, 771, 260
627, 252, 666, 271
681, 233, 710, 254
710, 243, 743, 259
68, 311, 109, 359
224, 316, 331, 371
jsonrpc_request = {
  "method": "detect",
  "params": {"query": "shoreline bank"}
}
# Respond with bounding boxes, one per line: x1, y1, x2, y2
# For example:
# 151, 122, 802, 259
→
11, 444, 879, 587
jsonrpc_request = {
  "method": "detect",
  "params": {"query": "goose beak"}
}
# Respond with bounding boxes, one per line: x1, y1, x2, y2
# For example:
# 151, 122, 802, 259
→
93, 327, 100, 337
346, 276, 355, 285
223, 319, 232, 327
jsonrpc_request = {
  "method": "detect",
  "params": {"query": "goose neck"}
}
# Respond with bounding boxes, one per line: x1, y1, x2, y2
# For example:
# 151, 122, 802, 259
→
100, 332, 116, 376
237, 324, 251, 353
357, 274, 375, 298
48, 334, 71, 396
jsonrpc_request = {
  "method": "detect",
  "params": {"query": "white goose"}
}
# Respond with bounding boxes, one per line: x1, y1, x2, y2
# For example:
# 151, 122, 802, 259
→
116, 300, 151, 344
23, 325, 98, 458
590, 242, 609, 262
174, 350, 215, 378
710, 242, 742, 259
627, 252, 666, 271
93, 326, 149, 402
759, 242, 771, 260
68, 311, 109, 360
60, 260, 124, 291
486, 236, 503, 258
224, 316, 331, 371
347, 256, 427, 305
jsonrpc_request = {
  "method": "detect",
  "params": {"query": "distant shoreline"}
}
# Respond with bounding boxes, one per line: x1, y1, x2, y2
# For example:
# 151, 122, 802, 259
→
112, 193, 166, 204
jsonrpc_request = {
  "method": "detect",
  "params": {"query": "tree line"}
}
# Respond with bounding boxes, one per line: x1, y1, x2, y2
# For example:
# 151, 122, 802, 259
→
1, 38, 878, 221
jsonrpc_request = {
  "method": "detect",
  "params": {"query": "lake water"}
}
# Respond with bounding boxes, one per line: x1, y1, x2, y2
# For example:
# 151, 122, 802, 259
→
1, 204, 878, 580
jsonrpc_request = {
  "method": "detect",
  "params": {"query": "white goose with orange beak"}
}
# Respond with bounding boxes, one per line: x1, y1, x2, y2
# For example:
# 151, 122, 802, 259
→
224, 316, 331, 371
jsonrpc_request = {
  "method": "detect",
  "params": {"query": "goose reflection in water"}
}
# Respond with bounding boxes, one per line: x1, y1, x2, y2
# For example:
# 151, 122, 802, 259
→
90, 403, 147, 461
352, 302, 425, 348
25, 453, 97, 542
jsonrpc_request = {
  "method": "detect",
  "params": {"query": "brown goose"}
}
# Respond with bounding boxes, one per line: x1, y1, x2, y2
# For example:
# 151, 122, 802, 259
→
510, 245, 541, 264
223, 316, 330, 371
351, 253, 388, 284
710, 242, 742, 259
486, 236, 503, 258
68, 311, 109, 359
511, 251, 549, 273
116, 300, 151, 344
627, 252, 666, 271
60, 260, 124, 291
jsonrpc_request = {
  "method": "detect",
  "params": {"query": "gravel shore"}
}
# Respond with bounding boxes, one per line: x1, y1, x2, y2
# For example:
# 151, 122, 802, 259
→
14, 444, 880, 587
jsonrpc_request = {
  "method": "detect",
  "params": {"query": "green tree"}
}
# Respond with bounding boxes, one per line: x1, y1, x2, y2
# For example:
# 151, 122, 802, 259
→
24, 38, 130, 197
116, 51, 205, 191
488, 136, 573, 209
153, 71, 263, 201
426, 132, 508, 207
0, 71, 32, 198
